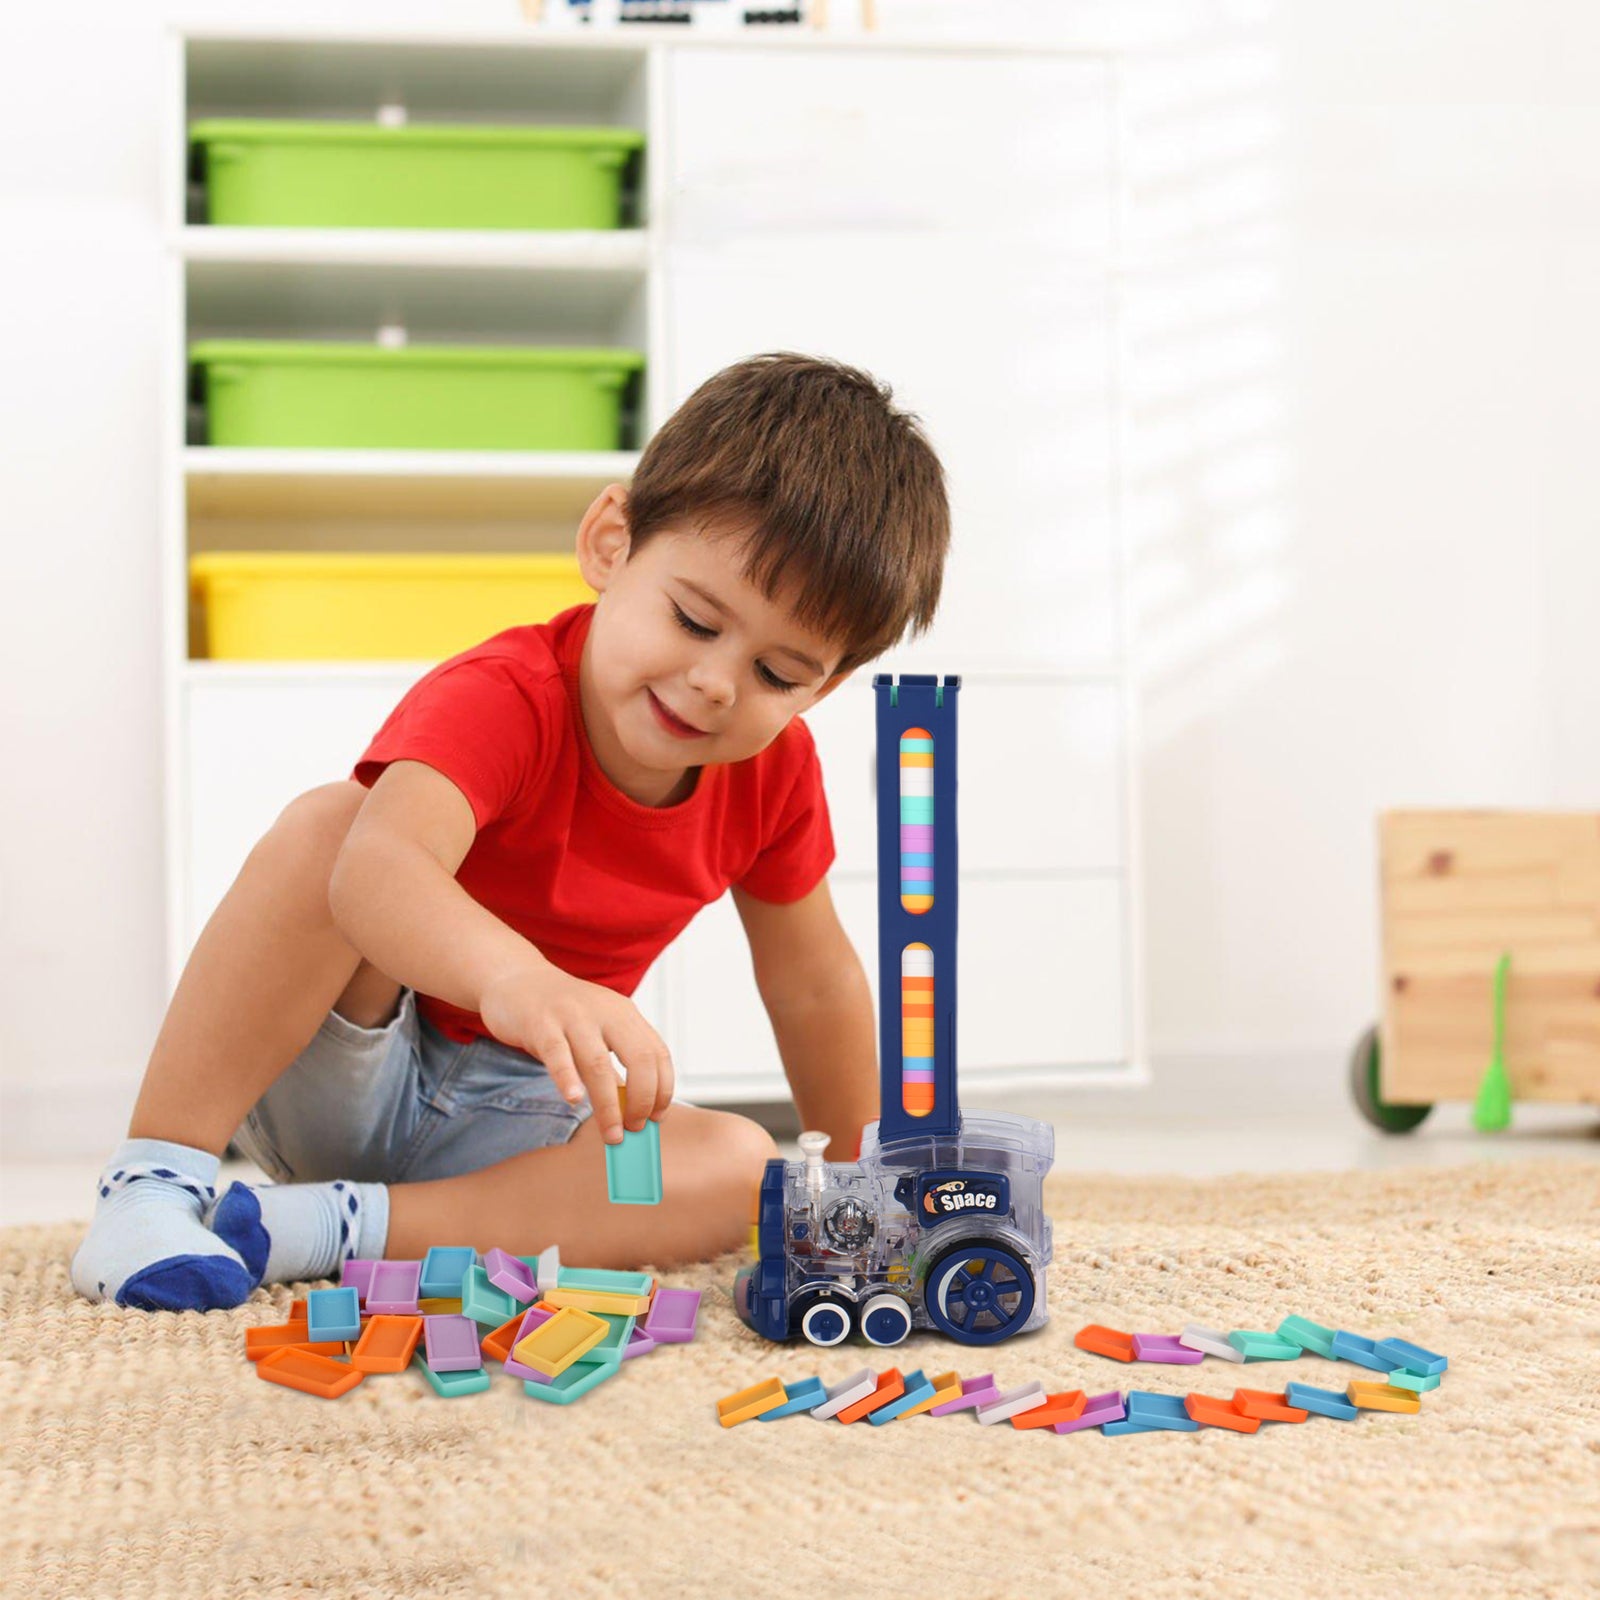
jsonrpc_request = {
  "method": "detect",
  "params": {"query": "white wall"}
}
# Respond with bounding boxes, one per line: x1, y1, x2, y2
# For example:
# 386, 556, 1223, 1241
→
4, 0, 1597, 1154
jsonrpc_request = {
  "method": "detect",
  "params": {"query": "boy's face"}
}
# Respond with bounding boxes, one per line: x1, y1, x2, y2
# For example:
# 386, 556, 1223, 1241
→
576, 487, 848, 806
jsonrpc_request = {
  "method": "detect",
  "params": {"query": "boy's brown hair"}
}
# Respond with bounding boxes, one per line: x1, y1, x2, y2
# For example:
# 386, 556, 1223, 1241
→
625, 352, 950, 674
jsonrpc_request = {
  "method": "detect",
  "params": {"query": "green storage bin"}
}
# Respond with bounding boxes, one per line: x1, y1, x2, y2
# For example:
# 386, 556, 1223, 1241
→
190, 119, 645, 231
191, 341, 644, 452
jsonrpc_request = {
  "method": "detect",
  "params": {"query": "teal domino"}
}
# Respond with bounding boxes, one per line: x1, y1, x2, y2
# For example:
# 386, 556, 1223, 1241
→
1228, 1330, 1303, 1360
1277, 1315, 1337, 1359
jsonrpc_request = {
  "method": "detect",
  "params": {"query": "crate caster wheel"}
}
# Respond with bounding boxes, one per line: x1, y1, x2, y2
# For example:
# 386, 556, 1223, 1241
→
1349, 1024, 1432, 1133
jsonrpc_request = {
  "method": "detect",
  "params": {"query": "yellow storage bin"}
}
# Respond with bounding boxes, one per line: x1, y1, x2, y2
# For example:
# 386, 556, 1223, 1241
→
191, 552, 592, 661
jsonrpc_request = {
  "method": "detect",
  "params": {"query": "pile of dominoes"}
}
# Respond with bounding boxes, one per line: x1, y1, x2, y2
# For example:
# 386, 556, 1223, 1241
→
716, 1314, 1448, 1433
244, 1243, 700, 1402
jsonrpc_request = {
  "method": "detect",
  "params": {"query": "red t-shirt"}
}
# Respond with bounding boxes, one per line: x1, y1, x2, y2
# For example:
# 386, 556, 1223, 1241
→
352, 603, 835, 1044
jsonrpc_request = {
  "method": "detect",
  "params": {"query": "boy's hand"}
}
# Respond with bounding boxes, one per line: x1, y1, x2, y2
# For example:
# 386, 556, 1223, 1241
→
477, 958, 675, 1144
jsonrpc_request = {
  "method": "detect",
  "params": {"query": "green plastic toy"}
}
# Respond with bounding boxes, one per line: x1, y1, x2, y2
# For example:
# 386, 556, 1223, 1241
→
1473, 951, 1513, 1132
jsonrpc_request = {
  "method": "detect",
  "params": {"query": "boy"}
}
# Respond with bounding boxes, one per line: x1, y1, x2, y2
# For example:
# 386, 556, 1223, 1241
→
72, 352, 950, 1311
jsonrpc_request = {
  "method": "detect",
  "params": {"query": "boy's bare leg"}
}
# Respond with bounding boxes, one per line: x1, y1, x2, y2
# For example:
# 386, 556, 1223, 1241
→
127, 780, 398, 1154
73, 781, 399, 1308
386, 1105, 779, 1269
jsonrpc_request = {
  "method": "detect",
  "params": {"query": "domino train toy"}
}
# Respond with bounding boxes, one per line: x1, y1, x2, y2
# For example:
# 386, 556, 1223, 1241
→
735, 676, 1057, 1348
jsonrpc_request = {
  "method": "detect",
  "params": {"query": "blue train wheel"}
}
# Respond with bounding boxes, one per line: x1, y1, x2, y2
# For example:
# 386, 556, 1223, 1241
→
924, 1243, 1036, 1345
798, 1297, 853, 1347
859, 1293, 914, 1347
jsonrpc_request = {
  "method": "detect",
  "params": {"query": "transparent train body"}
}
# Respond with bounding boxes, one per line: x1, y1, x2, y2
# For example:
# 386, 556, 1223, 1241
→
735, 1109, 1056, 1348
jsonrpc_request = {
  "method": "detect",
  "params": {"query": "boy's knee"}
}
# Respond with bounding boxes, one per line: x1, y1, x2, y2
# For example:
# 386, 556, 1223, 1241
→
702, 1111, 780, 1209
271, 780, 366, 845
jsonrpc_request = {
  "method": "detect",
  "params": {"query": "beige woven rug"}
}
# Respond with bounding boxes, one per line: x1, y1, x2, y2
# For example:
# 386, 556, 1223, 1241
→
3, 1160, 1596, 1599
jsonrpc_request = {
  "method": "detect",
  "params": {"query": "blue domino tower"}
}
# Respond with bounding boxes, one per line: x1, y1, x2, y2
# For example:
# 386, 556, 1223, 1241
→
873, 673, 961, 1147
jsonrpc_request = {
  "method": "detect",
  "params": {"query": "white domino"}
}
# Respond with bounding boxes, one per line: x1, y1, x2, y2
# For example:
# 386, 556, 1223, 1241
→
536, 1245, 561, 1292
1179, 1322, 1246, 1362
812, 1367, 878, 1420
976, 1381, 1048, 1425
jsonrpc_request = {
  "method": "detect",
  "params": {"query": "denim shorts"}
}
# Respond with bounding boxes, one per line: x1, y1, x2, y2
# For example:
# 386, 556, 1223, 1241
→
231, 989, 592, 1185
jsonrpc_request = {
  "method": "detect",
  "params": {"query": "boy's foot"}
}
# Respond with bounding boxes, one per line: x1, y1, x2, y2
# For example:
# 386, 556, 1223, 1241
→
70, 1139, 256, 1311
207, 1177, 389, 1287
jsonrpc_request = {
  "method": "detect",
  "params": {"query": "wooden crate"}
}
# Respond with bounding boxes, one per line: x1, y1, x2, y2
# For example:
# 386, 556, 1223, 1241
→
1379, 810, 1600, 1106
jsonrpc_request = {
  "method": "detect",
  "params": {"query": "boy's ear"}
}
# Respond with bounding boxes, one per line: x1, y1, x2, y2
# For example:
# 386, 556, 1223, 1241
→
807, 667, 856, 707
576, 484, 632, 592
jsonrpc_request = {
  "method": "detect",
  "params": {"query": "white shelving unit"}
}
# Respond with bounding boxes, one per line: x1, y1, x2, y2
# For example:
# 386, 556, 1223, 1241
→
163, 22, 1143, 1105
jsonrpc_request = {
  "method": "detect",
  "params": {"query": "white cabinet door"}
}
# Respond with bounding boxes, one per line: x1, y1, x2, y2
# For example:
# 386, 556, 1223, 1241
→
665, 49, 1120, 676
804, 677, 1125, 878
668, 868, 1127, 1104
183, 673, 422, 955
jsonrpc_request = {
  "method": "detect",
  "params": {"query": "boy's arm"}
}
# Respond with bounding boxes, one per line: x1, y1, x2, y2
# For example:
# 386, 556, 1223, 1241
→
732, 880, 878, 1161
328, 759, 672, 1141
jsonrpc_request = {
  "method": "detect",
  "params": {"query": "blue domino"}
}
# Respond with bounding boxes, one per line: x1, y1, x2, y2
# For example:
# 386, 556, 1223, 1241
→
1330, 1331, 1393, 1371
1277, 1315, 1337, 1359
1374, 1338, 1448, 1377
419, 1245, 477, 1299
759, 1375, 831, 1420
1123, 1391, 1200, 1432
305, 1285, 361, 1342
1286, 1382, 1359, 1420
870, 1369, 938, 1425
1101, 1418, 1166, 1436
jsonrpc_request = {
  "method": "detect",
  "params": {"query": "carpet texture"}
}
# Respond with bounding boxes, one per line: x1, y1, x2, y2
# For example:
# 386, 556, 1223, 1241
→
2, 1160, 1596, 1599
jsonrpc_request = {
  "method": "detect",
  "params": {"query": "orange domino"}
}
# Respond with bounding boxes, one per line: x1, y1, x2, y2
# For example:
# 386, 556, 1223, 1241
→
1075, 1324, 1136, 1362
256, 1345, 365, 1399
717, 1376, 788, 1427
350, 1314, 424, 1374
287, 1298, 308, 1323
1347, 1381, 1421, 1414
480, 1312, 526, 1364
1185, 1394, 1261, 1433
896, 1370, 963, 1419
245, 1324, 345, 1362
836, 1369, 906, 1424
1232, 1389, 1309, 1423
1012, 1390, 1088, 1430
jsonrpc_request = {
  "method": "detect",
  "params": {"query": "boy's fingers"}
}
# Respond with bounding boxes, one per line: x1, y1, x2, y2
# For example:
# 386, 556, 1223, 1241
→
572, 1034, 624, 1143
610, 1019, 672, 1123
536, 1034, 584, 1108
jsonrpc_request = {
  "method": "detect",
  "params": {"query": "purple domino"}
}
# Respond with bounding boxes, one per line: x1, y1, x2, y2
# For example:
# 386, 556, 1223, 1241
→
364, 1260, 423, 1315
622, 1324, 657, 1361
929, 1374, 1001, 1417
1131, 1334, 1205, 1365
642, 1287, 701, 1344
340, 1259, 377, 1302
424, 1315, 484, 1373
502, 1304, 561, 1381
483, 1248, 539, 1305
1054, 1391, 1127, 1435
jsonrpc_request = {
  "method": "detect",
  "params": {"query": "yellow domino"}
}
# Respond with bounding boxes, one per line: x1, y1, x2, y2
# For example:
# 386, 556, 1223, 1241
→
717, 1376, 788, 1427
512, 1306, 609, 1378
418, 1297, 463, 1315
540, 1287, 652, 1317
896, 1370, 962, 1419
1347, 1381, 1421, 1414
